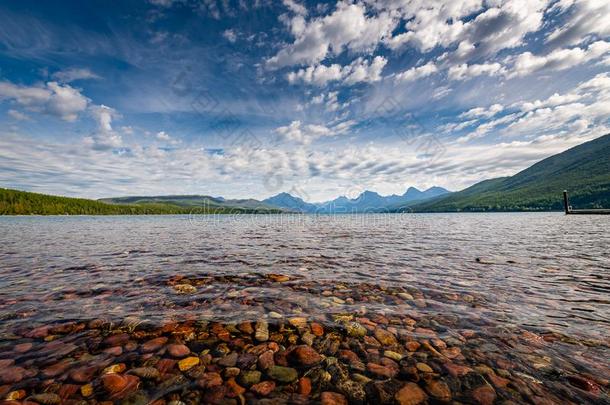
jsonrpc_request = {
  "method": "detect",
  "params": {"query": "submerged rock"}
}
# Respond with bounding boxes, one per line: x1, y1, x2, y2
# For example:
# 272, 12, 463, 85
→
251, 380, 276, 396
178, 356, 200, 371
292, 345, 323, 366
255, 320, 269, 342
267, 365, 298, 383
321, 391, 348, 405
395, 383, 427, 405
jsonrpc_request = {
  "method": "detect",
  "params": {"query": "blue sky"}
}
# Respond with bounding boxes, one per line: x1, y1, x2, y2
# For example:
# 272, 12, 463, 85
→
0, 0, 609, 201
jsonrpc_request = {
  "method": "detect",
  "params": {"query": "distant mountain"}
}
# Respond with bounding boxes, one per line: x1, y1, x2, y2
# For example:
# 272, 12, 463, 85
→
408, 133, 610, 212
0, 189, 283, 215
262, 192, 317, 213
101, 195, 282, 212
263, 187, 451, 213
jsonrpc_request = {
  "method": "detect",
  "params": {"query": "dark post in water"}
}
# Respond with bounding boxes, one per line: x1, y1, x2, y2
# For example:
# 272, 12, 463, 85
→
563, 190, 570, 214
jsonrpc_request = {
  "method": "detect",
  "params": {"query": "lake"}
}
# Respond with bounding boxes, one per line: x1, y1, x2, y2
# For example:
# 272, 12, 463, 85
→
0, 213, 608, 404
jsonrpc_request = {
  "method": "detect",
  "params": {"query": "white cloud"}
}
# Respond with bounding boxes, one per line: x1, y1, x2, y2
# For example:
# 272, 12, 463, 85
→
383, 0, 549, 61
157, 131, 171, 140
223, 29, 237, 43
457, 73, 610, 142
0, 81, 89, 122
52, 68, 100, 83
508, 40, 610, 78
7, 109, 29, 121
85, 105, 122, 150
2, 125, 602, 201
448, 62, 505, 80
282, 0, 307, 16
309, 91, 345, 112
460, 104, 504, 119
287, 56, 387, 86
267, 2, 396, 69
274, 119, 354, 144
156, 130, 180, 144
546, 0, 610, 47
394, 61, 438, 82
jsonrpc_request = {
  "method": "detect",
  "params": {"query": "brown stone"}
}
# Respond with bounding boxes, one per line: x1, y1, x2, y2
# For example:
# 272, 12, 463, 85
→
321, 391, 348, 405
567, 375, 601, 393
237, 322, 254, 334
367, 363, 398, 379
441, 346, 461, 359
58, 384, 80, 399
167, 344, 190, 358
292, 345, 323, 366
156, 358, 176, 375
43, 360, 72, 377
203, 385, 226, 403
103, 346, 123, 356
26, 325, 49, 338
0, 359, 14, 368
338, 350, 360, 364
14, 343, 33, 353
471, 385, 496, 405
30, 393, 61, 404
258, 350, 275, 370
197, 372, 223, 389
0, 367, 26, 384
298, 377, 312, 396
395, 383, 427, 405
426, 380, 452, 401
444, 363, 473, 377
70, 365, 98, 383
103, 333, 130, 347
251, 380, 276, 396
225, 378, 246, 397
487, 373, 510, 388
310, 322, 324, 337
141, 337, 168, 353
101, 373, 128, 393
374, 328, 398, 346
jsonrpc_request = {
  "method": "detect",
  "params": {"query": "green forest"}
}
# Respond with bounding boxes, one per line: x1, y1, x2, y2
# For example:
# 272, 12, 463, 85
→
0, 188, 281, 215
405, 133, 610, 212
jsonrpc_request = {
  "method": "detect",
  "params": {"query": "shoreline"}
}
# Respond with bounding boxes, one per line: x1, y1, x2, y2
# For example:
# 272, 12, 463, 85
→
1, 273, 607, 404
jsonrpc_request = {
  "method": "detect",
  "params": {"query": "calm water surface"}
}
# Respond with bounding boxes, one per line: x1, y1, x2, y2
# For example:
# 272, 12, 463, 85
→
0, 213, 608, 403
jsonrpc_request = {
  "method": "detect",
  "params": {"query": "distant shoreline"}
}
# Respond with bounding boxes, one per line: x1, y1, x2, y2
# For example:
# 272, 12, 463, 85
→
0, 211, 568, 217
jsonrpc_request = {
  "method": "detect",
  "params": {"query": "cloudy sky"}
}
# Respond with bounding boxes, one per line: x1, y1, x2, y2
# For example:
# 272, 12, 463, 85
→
0, 0, 609, 201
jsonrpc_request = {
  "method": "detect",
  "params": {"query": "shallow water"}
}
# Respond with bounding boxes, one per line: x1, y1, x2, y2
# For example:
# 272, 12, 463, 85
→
0, 213, 609, 403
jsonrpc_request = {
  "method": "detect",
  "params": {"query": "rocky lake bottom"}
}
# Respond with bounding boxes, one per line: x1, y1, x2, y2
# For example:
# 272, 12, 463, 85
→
0, 214, 608, 404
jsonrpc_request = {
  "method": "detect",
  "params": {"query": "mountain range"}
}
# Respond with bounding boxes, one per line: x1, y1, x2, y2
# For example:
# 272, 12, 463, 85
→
1, 133, 609, 215
263, 187, 449, 213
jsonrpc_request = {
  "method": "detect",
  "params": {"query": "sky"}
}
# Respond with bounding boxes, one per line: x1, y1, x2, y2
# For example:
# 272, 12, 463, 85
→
0, 0, 609, 202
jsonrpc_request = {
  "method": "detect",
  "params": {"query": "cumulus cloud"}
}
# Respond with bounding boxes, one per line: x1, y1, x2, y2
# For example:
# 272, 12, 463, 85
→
51, 68, 100, 83
460, 104, 504, 119
287, 56, 387, 86
456, 73, 610, 142
85, 105, 122, 150
507, 40, 610, 78
308, 91, 348, 112
275, 119, 354, 144
394, 61, 438, 82
222, 29, 237, 43
383, 0, 549, 61
2, 124, 601, 201
448, 62, 505, 81
7, 109, 29, 121
267, 2, 396, 69
282, 0, 307, 16
546, 0, 610, 48
0, 81, 89, 121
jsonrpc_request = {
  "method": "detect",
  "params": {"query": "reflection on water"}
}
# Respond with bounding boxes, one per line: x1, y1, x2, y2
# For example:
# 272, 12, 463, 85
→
0, 213, 608, 404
